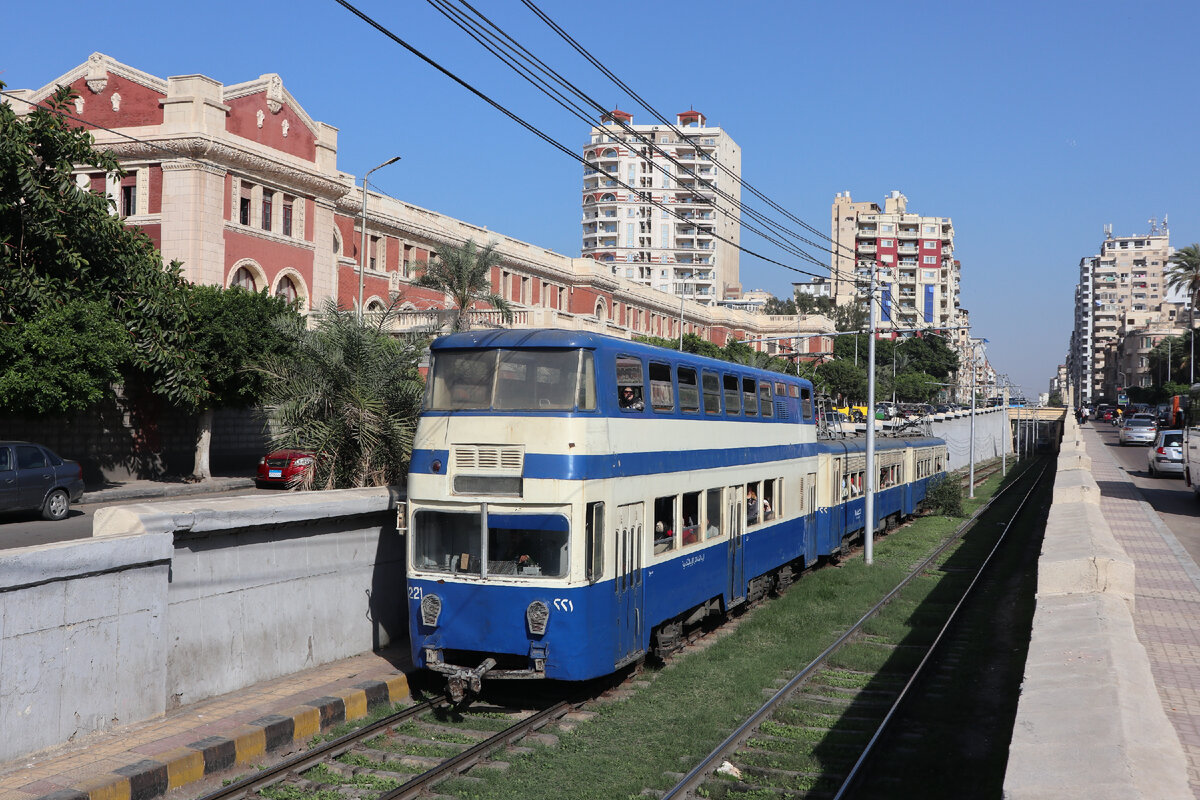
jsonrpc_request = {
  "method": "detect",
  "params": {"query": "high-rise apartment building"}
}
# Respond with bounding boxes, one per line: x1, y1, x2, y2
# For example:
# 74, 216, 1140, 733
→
1069, 224, 1178, 403
581, 110, 741, 305
829, 191, 960, 333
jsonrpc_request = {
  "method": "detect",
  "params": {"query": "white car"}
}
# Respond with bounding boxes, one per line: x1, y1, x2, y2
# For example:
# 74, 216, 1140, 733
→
1147, 430, 1183, 477
1118, 417, 1157, 445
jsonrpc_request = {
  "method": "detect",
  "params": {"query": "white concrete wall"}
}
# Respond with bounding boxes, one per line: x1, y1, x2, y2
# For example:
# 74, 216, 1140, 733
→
0, 487, 404, 763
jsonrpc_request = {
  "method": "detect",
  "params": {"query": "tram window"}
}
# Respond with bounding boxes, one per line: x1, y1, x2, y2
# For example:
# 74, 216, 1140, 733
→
746, 481, 762, 526
653, 495, 676, 554
678, 366, 700, 413
788, 385, 800, 399
413, 510, 482, 575
705, 488, 722, 538
577, 351, 597, 410
800, 387, 813, 419
742, 377, 758, 416
702, 371, 721, 415
774, 381, 787, 396
616, 356, 645, 411
487, 513, 569, 578
723, 374, 741, 415
649, 361, 675, 413
495, 350, 579, 410
763, 478, 779, 520
759, 381, 774, 418
681, 491, 701, 546
430, 351, 494, 410
586, 502, 604, 583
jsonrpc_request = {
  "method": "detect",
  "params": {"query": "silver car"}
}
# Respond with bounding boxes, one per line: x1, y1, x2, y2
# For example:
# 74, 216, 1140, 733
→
1118, 418, 1156, 446
1147, 430, 1184, 477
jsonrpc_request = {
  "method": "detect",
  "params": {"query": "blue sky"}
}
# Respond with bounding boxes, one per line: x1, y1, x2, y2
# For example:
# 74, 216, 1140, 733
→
4, 0, 1199, 398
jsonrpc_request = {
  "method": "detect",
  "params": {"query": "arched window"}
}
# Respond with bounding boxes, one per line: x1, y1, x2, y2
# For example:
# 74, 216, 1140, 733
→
601, 193, 616, 202
232, 267, 256, 291
602, 148, 617, 158
594, 298, 606, 320
366, 299, 386, 314
332, 231, 341, 254
275, 275, 298, 304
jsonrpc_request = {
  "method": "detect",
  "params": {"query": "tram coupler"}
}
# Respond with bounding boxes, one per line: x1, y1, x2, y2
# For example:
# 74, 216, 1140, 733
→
446, 657, 497, 703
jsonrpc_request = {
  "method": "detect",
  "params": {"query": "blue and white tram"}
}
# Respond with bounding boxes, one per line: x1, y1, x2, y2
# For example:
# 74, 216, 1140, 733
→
405, 330, 946, 697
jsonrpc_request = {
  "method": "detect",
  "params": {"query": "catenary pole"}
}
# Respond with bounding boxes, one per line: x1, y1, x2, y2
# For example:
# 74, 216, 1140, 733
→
865, 264, 877, 565
969, 342, 977, 498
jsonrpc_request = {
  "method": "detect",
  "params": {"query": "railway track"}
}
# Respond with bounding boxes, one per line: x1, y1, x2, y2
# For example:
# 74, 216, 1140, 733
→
197, 697, 579, 800
655, 456, 1049, 800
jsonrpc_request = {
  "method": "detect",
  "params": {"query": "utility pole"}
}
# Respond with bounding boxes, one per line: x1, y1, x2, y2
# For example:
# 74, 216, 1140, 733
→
865, 264, 877, 565
358, 156, 401, 322
969, 342, 977, 498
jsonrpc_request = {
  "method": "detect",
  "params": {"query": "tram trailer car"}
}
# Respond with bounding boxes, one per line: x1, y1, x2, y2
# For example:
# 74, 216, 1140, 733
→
405, 330, 947, 698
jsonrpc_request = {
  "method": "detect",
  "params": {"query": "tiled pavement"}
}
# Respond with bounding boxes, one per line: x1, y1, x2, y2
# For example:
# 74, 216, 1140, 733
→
0, 647, 415, 800
1083, 425, 1200, 798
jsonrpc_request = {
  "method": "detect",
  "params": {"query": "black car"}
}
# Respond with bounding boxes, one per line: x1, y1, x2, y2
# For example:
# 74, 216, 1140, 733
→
0, 441, 86, 520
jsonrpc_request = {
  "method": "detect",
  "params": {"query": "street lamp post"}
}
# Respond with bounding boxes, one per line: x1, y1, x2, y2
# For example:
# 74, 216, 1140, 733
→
865, 264, 878, 565
358, 155, 402, 321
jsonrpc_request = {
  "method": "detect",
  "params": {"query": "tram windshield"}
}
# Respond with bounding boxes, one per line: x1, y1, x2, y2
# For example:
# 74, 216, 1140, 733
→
426, 348, 596, 411
413, 509, 569, 579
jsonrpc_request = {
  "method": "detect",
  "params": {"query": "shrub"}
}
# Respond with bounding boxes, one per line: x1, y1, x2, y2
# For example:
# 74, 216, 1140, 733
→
926, 474, 964, 517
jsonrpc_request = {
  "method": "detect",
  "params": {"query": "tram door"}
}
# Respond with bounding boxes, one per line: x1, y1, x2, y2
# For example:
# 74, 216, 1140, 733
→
727, 487, 746, 606
614, 503, 645, 666
804, 472, 818, 561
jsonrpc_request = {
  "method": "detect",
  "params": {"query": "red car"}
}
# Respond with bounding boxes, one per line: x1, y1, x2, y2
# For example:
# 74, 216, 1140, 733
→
256, 450, 313, 488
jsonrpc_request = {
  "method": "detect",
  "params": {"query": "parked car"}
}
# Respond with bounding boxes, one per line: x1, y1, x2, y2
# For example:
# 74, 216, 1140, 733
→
0, 441, 85, 521
256, 450, 314, 488
1147, 430, 1184, 477
1118, 417, 1156, 446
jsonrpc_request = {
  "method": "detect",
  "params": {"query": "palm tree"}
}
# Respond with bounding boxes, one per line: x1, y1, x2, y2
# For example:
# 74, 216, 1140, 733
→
414, 240, 514, 332
1166, 243, 1200, 381
253, 298, 426, 490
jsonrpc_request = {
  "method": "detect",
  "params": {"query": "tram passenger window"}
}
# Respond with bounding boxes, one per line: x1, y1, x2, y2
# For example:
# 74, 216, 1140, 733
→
702, 371, 722, 415
723, 374, 740, 415
494, 350, 580, 410
759, 381, 774, 418
705, 488, 722, 538
586, 502, 604, 583
800, 387, 813, 419
616, 356, 645, 411
487, 513, 569, 578
762, 478, 778, 520
577, 352, 597, 410
681, 491, 701, 545
413, 510, 482, 574
746, 481, 762, 526
742, 377, 758, 416
678, 367, 700, 413
649, 362, 675, 413
788, 385, 800, 399
653, 495, 676, 554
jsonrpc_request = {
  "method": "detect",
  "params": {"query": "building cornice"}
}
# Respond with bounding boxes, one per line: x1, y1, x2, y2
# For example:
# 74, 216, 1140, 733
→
97, 136, 349, 199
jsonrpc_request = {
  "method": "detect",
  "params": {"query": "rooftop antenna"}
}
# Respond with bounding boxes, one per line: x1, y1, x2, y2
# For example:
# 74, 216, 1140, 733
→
1104, 223, 1113, 239
1162, 213, 1169, 235
1149, 217, 1159, 235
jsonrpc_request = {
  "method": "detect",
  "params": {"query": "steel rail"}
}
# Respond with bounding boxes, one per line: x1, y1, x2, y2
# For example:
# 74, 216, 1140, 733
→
196, 699, 441, 800
829, 459, 1049, 799
660, 457, 1045, 800
378, 699, 573, 800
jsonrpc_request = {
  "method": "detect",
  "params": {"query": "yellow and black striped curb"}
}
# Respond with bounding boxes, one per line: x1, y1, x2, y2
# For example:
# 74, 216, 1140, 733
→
33, 674, 410, 800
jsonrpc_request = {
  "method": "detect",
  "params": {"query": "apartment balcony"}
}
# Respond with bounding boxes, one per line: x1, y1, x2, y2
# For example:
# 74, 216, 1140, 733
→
858, 243, 877, 254
897, 244, 918, 255
857, 226, 877, 236
897, 227, 919, 239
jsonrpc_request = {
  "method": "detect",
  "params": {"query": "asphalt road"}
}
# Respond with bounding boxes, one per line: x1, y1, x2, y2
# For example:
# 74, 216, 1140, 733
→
1087, 422, 1200, 567
0, 486, 274, 551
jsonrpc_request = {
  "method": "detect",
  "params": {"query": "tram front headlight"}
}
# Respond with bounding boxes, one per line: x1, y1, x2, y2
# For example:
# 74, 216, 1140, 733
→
526, 600, 550, 636
421, 593, 443, 627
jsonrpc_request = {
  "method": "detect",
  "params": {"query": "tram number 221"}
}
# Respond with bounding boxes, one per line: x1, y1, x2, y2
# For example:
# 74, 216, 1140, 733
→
408, 586, 423, 601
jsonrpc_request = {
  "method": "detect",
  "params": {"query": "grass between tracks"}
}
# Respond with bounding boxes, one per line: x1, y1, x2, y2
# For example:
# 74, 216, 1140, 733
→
428, 468, 1021, 800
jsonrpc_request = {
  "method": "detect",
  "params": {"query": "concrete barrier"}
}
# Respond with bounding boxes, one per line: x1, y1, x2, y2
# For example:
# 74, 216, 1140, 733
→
1003, 415, 1191, 799
0, 487, 405, 764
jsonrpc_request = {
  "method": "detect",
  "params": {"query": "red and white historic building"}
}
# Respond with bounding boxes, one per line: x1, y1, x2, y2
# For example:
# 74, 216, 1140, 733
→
9, 53, 832, 359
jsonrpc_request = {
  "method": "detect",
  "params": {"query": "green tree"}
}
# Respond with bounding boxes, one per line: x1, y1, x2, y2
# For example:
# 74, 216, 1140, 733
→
253, 299, 426, 490
413, 239, 513, 332
832, 298, 868, 332
763, 294, 797, 315
185, 285, 301, 480
0, 82, 205, 412
893, 371, 939, 403
814, 359, 867, 401
897, 334, 959, 379
1166, 244, 1200, 333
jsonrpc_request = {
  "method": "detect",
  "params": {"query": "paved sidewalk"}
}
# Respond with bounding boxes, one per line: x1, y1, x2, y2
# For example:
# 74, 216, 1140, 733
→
0, 647, 417, 800
81, 473, 257, 505
1083, 425, 1200, 798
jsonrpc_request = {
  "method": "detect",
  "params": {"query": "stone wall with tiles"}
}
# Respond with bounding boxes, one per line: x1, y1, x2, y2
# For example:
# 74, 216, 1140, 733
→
1003, 413, 1192, 799
0, 487, 405, 764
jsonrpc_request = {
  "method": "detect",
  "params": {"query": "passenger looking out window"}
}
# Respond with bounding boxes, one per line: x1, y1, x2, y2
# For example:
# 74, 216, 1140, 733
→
746, 484, 760, 526
705, 488, 722, 538
619, 385, 644, 410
